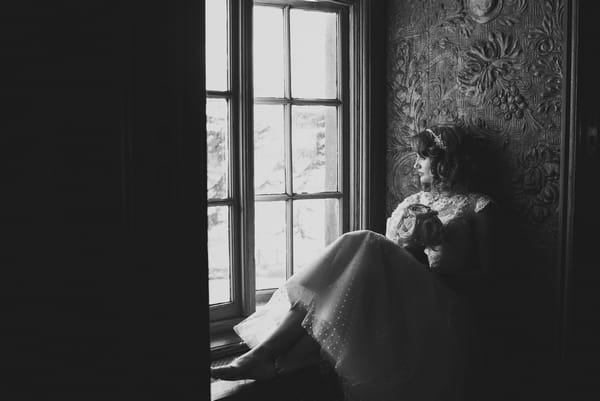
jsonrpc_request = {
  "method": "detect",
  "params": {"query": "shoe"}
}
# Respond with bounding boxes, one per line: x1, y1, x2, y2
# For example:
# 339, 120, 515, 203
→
211, 347, 278, 381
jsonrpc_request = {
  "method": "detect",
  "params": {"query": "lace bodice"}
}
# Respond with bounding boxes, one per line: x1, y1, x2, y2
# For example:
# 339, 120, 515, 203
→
386, 191, 492, 272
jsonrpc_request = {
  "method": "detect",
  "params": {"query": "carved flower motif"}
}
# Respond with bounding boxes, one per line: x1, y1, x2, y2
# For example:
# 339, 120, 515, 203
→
512, 144, 560, 223
491, 85, 527, 121
458, 32, 522, 97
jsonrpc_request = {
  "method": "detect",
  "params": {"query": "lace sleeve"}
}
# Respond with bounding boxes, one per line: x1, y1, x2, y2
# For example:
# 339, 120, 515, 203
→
385, 192, 421, 243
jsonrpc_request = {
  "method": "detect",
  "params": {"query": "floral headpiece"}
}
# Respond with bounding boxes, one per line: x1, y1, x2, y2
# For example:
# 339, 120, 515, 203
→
425, 128, 446, 150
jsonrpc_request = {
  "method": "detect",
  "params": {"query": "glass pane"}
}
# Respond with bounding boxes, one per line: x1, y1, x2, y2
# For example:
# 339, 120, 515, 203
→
254, 105, 285, 194
290, 9, 337, 99
207, 98, 229, 199
206, 0, 228, 91
254, 6, 284, 97
293, 199, 339, 272
292, 106, 338, 193
208, 206, 231, 305
255, 201, 287, 290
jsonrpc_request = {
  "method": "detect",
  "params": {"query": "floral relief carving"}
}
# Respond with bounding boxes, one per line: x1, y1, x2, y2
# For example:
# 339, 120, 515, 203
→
428, 75, 460, 125
495, 0, 527, 26
458, 32, 543, 135
466, 0, 504, 24
436, 0, 475, 38
387, 34, 429, 208
387, 0, 564, 226
458, 32, 522, 97
527, 0, 564, 116
512, 143, 560, 223
388, 39, 427, 135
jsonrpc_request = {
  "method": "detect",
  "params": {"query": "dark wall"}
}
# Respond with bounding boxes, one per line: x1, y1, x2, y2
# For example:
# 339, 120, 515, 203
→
2, 1, 208, 400
567, 2, 600, 399
386, 0, 568, 398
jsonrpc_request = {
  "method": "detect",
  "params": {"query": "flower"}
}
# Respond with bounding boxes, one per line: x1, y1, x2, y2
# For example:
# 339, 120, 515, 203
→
397, 213, 417, 240
458, 32, 522, 96
398, 204, 444, 247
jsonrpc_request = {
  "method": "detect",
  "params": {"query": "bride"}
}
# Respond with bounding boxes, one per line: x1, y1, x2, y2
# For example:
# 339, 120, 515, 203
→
211, 125, 495, 401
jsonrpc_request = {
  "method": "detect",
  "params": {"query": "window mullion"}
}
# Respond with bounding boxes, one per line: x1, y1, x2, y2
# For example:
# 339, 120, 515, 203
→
284, 102, 294, 279
286, 199, 294, 279
207, 198, 235, 206
239, 0, 256, 316
283, 6, 294, 279
283, 5, 292, 100
229, 0, 243, 316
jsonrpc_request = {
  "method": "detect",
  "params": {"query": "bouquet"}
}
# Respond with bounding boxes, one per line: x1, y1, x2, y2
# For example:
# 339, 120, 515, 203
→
396, 204, 443, 261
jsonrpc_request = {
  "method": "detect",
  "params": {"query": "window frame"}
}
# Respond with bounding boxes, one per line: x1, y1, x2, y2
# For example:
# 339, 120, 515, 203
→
207, 0, 247, 322
208, 0, 374, 337
253, 1, 350, 305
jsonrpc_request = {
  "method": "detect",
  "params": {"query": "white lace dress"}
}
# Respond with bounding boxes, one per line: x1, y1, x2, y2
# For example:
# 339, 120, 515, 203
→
234, 191, 492, 401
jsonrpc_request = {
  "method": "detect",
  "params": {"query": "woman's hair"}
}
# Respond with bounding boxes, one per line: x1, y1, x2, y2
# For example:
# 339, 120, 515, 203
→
410, 125, 473, 192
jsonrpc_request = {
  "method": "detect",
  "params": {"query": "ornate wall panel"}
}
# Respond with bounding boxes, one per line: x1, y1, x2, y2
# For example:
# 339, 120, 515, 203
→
386, 0, 566, 369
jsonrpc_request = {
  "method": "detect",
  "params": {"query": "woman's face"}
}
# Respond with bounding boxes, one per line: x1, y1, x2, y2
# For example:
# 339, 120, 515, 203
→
414, 154, 433, 185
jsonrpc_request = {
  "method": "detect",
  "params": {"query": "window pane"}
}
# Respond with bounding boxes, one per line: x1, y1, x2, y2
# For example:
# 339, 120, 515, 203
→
293, 199, 339, 272
292, 106, 338, 193
254, 6, 284, 97
206, 0, 228, 91
208, 206, 231, 305
254, 105, 285, 194
255, 201, 287, 290
207, 98, 229, 200
290, 9, 337, 99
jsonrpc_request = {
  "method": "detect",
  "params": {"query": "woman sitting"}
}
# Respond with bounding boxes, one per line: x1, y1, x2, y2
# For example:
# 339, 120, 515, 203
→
211, 125, 495, 401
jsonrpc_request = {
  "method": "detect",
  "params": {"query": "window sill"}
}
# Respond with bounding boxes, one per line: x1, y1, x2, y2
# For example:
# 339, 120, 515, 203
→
211, 328, 249, 360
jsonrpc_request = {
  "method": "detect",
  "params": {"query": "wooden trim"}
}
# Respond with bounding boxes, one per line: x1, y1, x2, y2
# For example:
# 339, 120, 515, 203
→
255, 192, 343, 201
254, 97, 342, 106
348, 0, 367, 231
256, 288, 277, 305
209, 0, 243, 321
207, 199, 235, 206
239, 0, 257, 317
210, 317, 246, 334
557, 0, 578, 364
211, 0, 360, 332
340, 6, 351, 234
207, 90, 232, 98
254, 0, 348, 12
210, 302, 239, 321
283, 5, 294, 278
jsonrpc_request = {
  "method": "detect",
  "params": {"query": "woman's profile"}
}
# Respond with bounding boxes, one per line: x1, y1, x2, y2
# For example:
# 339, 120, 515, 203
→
211, 125, 495, 401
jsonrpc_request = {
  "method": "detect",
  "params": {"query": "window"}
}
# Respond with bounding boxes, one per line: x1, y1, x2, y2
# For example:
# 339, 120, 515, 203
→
253, 2, 348, 304
206, 0, 362, 329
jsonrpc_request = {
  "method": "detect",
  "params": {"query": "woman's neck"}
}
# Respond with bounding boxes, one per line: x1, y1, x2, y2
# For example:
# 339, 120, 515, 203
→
425, 184, 468, 196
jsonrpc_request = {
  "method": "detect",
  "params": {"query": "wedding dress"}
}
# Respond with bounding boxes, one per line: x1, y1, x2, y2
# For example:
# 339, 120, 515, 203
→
234, 191, 492, 401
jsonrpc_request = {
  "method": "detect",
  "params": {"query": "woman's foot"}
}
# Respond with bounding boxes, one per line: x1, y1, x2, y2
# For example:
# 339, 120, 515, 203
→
211, 346, 278, 381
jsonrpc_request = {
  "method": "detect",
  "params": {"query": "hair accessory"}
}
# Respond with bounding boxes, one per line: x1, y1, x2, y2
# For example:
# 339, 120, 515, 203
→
425, 128, 446, 150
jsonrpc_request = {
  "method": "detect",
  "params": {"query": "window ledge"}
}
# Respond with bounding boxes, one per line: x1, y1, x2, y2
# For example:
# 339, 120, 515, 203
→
211, 329, 249, 360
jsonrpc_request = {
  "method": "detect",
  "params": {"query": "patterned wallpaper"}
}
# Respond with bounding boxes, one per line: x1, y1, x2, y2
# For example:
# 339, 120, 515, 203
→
386, 0, 566, 355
